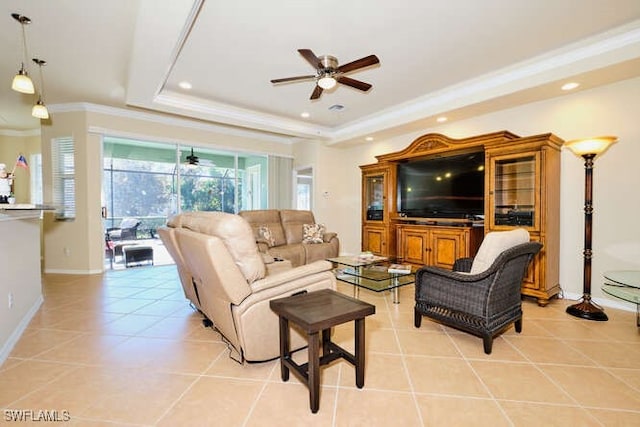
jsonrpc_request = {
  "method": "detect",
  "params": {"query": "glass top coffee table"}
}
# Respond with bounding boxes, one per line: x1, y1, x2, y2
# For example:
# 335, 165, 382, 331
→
327, 256, 414, 304
602, 270, 640, 327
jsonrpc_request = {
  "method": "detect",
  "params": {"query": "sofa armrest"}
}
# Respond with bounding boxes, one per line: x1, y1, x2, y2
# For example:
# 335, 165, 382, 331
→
323, 231, 337, 243
249, 260, 333, 294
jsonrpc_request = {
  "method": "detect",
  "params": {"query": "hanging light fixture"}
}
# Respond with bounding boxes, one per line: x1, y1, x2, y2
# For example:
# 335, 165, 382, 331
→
185, 148, 199, 166
11, 13, 35, 94
31, 58, 49, 119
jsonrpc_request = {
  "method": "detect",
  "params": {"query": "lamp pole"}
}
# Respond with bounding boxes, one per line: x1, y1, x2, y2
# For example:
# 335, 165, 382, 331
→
565, 136, 617, 321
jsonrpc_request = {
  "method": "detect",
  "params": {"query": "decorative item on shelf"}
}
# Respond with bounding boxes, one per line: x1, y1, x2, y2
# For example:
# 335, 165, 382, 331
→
564, 135, 618, 321
11, 13, 34, 94
31, 58, 49, 119
0, 163, 13, 203
387, 263, 411, 274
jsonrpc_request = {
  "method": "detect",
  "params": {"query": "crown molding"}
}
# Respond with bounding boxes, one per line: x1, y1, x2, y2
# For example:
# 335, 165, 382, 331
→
47, 102, 297, 144
154, 91, 332, 140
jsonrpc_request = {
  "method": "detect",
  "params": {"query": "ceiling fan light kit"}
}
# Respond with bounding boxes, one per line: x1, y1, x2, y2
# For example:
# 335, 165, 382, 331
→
271, 49, 379, 99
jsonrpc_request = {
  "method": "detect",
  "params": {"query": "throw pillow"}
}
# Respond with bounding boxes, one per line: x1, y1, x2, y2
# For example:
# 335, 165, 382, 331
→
257, 225, 276, 247
302, 223, 325, 244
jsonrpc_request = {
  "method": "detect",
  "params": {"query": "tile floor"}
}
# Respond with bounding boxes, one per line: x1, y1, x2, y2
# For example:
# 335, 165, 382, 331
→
1, 265, 639, 426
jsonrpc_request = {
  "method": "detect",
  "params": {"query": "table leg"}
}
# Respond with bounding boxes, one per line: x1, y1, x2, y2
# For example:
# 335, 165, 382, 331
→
322, 328, 331, 357
392, 276, 400, 304
278, 316, 290, 381
354, 317, 366, 388
308, 331, 320, 413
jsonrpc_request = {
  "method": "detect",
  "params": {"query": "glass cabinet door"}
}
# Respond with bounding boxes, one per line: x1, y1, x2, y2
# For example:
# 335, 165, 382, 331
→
491, 154, 538, 228
364, 173, 385, 221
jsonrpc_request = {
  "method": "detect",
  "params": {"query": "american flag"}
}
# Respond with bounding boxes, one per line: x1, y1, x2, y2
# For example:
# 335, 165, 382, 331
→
16, 154, 28, 169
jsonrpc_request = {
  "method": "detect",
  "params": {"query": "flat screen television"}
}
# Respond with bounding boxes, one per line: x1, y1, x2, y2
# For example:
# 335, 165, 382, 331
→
397, 150, 485, 219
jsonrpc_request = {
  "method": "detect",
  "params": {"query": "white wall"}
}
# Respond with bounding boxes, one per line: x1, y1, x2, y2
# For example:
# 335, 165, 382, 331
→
307, 76, 640, 308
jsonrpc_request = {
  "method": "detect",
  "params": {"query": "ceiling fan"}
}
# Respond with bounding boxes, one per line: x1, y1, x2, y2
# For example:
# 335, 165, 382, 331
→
271, 49, 380, 100
184, 148, 214, 167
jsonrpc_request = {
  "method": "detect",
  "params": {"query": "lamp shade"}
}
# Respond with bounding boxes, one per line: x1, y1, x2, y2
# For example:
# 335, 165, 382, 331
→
317, 75, 337, 89
31, 99, 49, 119
565, 136, 618, 157
12, 68, 34, 94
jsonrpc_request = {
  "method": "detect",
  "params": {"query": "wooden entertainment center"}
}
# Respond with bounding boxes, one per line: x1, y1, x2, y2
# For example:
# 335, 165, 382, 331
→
360, 131, 563, 305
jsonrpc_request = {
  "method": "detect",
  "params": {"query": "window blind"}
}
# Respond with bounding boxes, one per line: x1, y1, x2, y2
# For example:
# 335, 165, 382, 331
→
51, 137, 75, 219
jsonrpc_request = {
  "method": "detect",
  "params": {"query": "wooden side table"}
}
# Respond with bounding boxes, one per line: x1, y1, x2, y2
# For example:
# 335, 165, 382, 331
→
270, 289, 375, 413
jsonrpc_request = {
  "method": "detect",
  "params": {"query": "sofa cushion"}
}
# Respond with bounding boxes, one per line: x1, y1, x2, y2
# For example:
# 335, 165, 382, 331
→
179, 211, 266, 283
470, 228, 530, 274
257, 225, 276, 247
280, 210, 315, 245
302, 223, 325, 244
239, 210, 286, 247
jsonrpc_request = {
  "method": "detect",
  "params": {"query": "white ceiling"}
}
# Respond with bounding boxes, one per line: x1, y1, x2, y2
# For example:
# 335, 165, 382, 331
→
2, 0, 640, 145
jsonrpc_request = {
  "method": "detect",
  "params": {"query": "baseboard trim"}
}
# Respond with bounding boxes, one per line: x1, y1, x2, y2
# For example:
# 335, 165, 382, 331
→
0, 295, 44, 366
562, 291, 634, 313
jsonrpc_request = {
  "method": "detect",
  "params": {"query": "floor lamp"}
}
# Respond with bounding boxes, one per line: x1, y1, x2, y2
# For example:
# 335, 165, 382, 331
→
565, 136, 618, 321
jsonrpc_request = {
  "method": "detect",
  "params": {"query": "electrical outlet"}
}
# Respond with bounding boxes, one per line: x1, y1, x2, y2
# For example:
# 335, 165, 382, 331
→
64, 247, 71, 256
8, 292, 14, 309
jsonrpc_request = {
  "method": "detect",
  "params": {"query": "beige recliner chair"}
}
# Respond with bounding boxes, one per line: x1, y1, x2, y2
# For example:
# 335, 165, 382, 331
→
159, 211, 336, 362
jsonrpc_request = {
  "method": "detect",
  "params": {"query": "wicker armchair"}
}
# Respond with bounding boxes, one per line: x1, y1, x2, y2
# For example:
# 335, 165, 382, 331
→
414, 236, 542, 354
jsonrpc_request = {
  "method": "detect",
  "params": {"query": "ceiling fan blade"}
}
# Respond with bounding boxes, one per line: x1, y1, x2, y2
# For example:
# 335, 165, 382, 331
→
337, 55, 380, 74
271, 75, 316, 84
298, 49, 322, 69
310, 85, 323, 100
337, 76, 372, 91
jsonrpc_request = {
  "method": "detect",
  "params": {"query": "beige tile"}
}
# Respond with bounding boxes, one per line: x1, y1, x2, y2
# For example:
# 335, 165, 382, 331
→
416, 395, 511, 427
13, 366, 195, 425
505, 335, 597, 365
499, 401, 601, 427
0, 360, 74, 406
339, 352, 412, 391
35, 333, 130, 365
589, 408, 640, 426
246, 382, 336, 425
99, 336, 227, 374
9, 328, 82, 358
537, 318, 612, 341
405, 356, 490, 397
452, 333, 527, 361
540, 365, 640, 410
335, 388, 422, 427
3, 267, 639, 425
101, 314, 165, 336
157, 377, 264, 426
470, 360, 574, 404
569, 340, 640, 368
396, 329, 461, 357
207, 354, 277, 380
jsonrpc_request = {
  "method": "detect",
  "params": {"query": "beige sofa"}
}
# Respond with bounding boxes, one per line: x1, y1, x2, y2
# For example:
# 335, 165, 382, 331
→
158, 211, 336, 362
238, 209, 339, 267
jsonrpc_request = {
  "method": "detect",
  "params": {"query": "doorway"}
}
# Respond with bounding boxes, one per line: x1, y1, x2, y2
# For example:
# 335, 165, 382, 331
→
294, 166, 313, 210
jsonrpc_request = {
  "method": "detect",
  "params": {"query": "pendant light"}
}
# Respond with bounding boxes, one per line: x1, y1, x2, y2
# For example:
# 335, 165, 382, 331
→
11, 13, 35, 94
31, 58, 49, 119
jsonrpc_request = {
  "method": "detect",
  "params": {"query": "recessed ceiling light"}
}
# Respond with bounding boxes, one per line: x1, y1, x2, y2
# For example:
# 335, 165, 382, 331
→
300, 112, 310, 118
178, 81, 192, 90
365, 136, 374, 142
436, 116, 448, 123
561, 82, 580, 91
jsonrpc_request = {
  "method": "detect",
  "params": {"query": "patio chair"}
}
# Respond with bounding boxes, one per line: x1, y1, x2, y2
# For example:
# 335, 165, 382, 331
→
414, 228, 542, 354
106, 217, 141, 241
